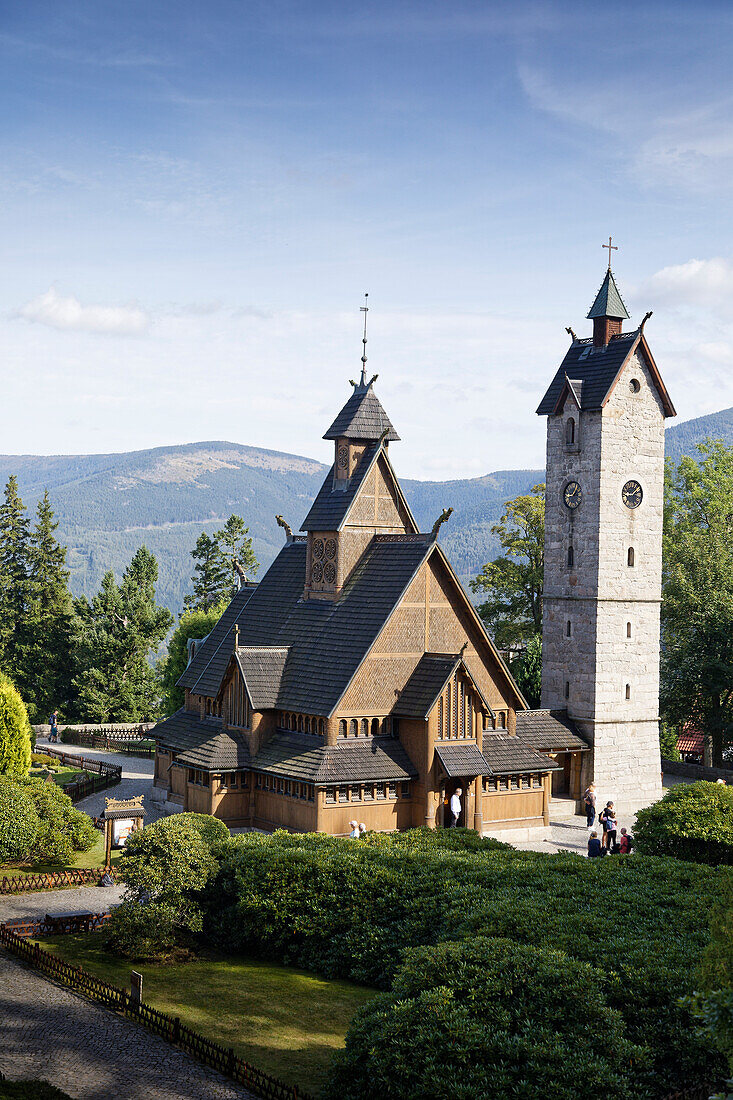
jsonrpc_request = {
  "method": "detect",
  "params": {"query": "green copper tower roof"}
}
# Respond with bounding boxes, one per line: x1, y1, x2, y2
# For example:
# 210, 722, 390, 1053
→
586, 269, 630, 320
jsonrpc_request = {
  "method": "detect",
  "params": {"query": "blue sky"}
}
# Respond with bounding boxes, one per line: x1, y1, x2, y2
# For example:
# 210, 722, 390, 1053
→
2, 0, 733, 478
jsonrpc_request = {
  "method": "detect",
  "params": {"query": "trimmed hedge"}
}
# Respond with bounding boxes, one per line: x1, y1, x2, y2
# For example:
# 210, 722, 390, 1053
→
324, 937, 648, 1100
635, 782, 733, 864
0, 779, 39, 863
203, 829, 727, 1095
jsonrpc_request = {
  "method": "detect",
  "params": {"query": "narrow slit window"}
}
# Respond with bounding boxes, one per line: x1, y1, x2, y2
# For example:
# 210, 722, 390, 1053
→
567, 545, 574, 568
625, 683, 631, 700
627, 547, 635, 567
566, 417, 575, 445
627, 622, 632, 638
566, 621, 572, 637
565, 681, 570, 700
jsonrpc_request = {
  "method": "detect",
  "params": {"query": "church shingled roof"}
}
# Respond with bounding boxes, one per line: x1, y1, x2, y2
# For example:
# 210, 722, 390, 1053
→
586, 269, 630, 320
236, 647, 289, 710
301, 442, 379, 531
323, 384, 400, 442
516, 709, 589, 753
178, 584, 257, 691
151, 709, 252, 770
178, 534, 433, 715
251, 730, 418, 784
434, 742, 488, 777
482, 733, 560, 775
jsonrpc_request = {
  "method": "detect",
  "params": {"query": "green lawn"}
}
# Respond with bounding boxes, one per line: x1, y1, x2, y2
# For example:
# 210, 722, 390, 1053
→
35, 933, 375, 1094
0, 833, 122, 881
28, 763, 89, 787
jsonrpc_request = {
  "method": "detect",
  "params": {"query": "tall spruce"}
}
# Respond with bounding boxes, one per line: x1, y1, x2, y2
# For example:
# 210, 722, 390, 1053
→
184, 516, 260, 612
0, 477, 33, 695
26, 491, 75, 721
73, 545, 173, 722
214, 515, 258, 591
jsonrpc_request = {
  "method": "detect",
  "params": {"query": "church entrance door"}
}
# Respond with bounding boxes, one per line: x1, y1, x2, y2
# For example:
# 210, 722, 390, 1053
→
442, 780, 467, 827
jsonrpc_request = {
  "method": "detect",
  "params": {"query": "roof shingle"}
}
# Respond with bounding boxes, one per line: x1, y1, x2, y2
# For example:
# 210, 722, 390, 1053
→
323, 383, 399, 442
151, 708, 252, 770
251, 730, 417, 784
482, 733, 560, 776
434, 742, 487, 777
516, 710, 590, 753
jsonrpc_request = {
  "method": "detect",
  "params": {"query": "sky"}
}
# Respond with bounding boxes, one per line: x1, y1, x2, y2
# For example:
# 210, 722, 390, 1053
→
2, 0, 733, 480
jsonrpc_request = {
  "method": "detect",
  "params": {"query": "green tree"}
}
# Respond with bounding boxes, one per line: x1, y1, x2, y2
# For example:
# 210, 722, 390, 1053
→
0, 672, 32, 778
214, 514, 258, 588
661, 440, 733, 767
158, 603, 226, 715
24, 491, 75, 721
19, 777, 96, 863
470, 484, 545, 648
509, 633, 542, 708
184, 533, 229, 612
0, 477, 32, 692
73, 546, 172, 722
0, 777, 38, 863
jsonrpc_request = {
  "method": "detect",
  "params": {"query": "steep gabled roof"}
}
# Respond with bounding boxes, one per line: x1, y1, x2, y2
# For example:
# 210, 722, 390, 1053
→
178, 584, 257, 691
236, 647, 289, 710
536, 331, 676, 418
323, 382, 400, 442
251, 730, 417, 784
586, 269, 630, 320
300, 442, 418, 534
395, 653, 492, 719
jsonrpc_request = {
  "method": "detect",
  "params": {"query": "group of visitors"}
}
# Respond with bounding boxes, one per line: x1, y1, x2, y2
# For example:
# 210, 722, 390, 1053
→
348, 821, 368, 839
583, 783, 633, 857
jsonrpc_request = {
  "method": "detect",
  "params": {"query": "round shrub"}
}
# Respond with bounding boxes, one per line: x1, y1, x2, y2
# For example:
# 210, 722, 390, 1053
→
0, 673, 31, 779
0, 778, 39, 864
103, 899, 179, 960
635, 782, 733, 864
174, 812, 230, 849
19, 778, 96, 863
324, 937, 647, 1100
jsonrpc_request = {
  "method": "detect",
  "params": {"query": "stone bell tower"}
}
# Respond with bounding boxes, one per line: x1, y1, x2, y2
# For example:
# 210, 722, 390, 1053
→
536, 258, 676, 813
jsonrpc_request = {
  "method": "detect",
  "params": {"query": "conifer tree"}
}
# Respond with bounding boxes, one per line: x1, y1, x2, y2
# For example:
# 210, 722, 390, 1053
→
214, 514, 258, 588
73, 546, 172, 722
184, 533, 230, 612
25, 491, 75, 721
0, 671, 32, 778
0, 477, 32, 693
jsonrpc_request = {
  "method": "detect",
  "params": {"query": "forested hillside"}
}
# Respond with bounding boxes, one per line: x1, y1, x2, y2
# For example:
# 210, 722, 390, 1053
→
0, 407, 728, 614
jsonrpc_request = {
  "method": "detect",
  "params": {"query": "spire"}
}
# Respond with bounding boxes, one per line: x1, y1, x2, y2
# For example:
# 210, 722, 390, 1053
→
358, 293, 369, 391
586, 268, 629, 321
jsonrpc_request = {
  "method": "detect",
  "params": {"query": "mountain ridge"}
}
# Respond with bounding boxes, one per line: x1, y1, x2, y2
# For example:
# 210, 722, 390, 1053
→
1, 406, 730, 613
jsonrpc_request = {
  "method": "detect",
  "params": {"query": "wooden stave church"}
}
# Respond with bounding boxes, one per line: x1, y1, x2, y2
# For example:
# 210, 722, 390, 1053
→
151, 368, 589, 836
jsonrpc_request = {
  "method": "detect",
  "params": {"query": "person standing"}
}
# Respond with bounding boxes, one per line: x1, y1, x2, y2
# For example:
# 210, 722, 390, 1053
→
449, 787, 463, 828
599, 801, 617, 851
583, 783, 596, 828
49, 710, 59, 744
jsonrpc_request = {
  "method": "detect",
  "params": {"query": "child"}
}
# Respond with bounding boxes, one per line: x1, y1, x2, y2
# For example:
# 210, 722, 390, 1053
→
587, 831, 603, 858
619, 828, 633, 854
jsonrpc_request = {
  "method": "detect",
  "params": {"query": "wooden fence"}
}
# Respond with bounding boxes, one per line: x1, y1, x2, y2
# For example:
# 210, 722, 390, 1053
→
43, 747, 122, 802
4, 912, 112, 937
0, 923, 312, 1100
0, 867, 116, 896
58, 726, 155, 757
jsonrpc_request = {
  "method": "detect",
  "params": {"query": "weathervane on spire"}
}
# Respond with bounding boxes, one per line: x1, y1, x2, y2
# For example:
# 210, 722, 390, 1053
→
359, 293, 369, 387
602, 236, 618, 270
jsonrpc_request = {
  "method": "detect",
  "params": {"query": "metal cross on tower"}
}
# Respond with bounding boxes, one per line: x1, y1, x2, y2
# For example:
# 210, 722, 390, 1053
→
602, 236, 618, 269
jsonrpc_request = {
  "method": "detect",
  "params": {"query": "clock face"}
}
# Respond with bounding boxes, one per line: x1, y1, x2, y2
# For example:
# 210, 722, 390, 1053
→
337, 446, 348, 469
622, 480, 643, 509
563, 481, 582, 510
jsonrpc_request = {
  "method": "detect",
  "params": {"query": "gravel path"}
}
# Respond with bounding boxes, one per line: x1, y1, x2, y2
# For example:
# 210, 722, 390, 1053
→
36, 736, 166, 825
0, 950, 256, 1100
0, 885, 125, 922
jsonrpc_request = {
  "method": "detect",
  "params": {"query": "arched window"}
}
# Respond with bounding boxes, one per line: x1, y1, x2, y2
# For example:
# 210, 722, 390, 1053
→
371, 717, 380, 737
446, 683, 451, 737
627, 622, 632, 638
454, 674, 459, 734
361, 718, 369, 737
499, 711, 506, 729
566, 621, 572, 637
466, 695, 473, 737
438, 696, 444, 738
566, 417, 575, 445
627, 547, 635, 567
625, 683, 631, 700
298, 714, 304, 732
338, 719, 347, 739
319, 718, 325, 736
305, 716, 311, 733
567, 545, 574, 568
350, 718, 358, 738
459, 682, 465, 735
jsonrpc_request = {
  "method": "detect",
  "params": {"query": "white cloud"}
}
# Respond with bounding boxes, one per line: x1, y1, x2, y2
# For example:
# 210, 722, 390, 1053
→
16, 288, 149, 335
637, 258, 733, 319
